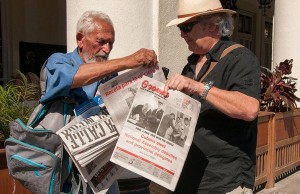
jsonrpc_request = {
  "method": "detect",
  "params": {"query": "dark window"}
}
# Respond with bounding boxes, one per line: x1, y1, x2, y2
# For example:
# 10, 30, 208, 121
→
236, 13, 255, 52
238, 15, 252, 34
19, 42, 66, 76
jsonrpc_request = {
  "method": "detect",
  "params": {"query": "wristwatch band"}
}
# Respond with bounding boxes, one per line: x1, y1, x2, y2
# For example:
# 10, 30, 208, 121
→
200, 81, 214, 100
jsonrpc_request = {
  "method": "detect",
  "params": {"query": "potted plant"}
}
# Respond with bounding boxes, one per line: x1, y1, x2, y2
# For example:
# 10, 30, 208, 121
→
256, 59, 300, 188
0, 71, 39, 146
260, 59, 300, 112
0, 71, 39, 194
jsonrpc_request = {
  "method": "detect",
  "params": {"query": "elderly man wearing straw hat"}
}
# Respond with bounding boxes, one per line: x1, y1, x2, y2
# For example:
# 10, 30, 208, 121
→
155, 0, 261, 193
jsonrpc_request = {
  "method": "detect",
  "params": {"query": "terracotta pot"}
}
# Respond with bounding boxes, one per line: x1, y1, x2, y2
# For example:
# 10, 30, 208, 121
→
0, 139, 4, 149
0, 139, 6, 169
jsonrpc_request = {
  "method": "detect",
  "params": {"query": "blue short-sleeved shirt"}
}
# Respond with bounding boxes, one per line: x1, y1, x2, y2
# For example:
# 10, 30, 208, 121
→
40, 48, 117, 104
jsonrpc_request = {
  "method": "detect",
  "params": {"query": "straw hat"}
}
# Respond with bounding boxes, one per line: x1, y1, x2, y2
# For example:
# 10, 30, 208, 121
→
167, 0, 236, 27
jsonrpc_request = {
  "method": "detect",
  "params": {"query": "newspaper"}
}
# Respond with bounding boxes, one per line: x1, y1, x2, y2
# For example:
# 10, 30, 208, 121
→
109, 76, 201, 191
89, 162, 122, 194
98, 65, 166, 133
56, 66, 167, 193
57, 99, 124, 194
57, 114, 118, 155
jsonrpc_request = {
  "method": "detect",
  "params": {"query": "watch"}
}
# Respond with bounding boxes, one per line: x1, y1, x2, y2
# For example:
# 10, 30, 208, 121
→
200, 81, 214, 100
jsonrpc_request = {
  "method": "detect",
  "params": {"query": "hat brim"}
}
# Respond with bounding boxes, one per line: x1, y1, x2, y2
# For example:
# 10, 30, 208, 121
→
166, 9, 236, 27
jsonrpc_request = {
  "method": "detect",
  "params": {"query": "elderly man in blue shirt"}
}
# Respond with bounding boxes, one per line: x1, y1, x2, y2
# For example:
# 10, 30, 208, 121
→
39, 10, 157, 194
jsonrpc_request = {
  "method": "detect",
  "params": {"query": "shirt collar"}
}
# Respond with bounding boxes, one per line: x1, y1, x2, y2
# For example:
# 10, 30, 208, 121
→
70, 48, 84, 67
207, 37, 232, 62
188, 37, 233, 63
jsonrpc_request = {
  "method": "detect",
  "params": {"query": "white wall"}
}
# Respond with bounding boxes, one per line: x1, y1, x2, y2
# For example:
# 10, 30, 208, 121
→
158, 0, 191, 76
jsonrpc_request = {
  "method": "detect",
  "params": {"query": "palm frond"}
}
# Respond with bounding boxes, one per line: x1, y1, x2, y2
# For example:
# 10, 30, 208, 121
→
0, 71, 39, 140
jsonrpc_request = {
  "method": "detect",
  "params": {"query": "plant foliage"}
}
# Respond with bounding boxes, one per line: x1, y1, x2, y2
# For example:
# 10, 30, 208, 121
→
260, 59, 300, 112
0, 71, 39, 140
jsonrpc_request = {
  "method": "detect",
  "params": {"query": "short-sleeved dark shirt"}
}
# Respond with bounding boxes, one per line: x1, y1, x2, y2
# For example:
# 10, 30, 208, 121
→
174, 38, 261, 194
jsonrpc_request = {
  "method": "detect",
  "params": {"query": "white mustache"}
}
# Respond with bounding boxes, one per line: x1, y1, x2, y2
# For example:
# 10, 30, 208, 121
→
95, 52, 108, 60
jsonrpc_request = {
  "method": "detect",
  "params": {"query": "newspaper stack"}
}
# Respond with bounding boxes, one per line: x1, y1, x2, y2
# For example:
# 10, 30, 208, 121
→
56, 97, 122, 194
58, 113, 118, 166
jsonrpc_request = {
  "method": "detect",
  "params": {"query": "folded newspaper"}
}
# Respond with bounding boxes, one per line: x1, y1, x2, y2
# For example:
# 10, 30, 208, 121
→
109, 76, 201, 191
56, 96, 122, 194
59, 114, 117, 154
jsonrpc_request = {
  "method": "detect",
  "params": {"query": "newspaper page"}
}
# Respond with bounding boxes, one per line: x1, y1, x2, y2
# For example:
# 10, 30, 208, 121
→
110, 76, 201, 191
88, 162, 122, 194
98, 65, 166, 133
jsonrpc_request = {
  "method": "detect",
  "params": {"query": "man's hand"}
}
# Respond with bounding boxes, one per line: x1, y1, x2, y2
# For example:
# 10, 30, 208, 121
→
164, 73, 201, 96
73, 48, 158, 88
163, 74, 260, 121
126, 48, 158, 68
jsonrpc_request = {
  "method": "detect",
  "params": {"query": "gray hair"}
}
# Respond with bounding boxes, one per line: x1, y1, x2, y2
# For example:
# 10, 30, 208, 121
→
197, 13, 234, 37
76, 11, 114, 34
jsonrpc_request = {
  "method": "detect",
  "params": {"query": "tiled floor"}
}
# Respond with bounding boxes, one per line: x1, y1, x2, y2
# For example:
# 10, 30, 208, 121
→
255, 170, 300, 194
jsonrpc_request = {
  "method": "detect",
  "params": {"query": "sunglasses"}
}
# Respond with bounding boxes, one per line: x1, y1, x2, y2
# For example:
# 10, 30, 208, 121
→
177, 21, 199, 33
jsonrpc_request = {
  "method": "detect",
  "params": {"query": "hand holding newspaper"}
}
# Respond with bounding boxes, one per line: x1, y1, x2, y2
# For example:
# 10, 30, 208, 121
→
109, 76, 201, 191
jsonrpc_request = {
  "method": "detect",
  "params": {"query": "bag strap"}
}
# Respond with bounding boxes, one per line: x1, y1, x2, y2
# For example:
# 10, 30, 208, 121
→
40, 60, 48, 96
28, 60, 76, 127
199, 44, 244, 83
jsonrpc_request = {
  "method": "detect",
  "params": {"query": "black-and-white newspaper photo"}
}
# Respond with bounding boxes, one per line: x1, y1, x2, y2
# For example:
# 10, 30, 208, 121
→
98, 64, 166, 133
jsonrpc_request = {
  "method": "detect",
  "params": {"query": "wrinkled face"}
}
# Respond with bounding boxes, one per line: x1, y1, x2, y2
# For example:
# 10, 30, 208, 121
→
178, 19, 218, 55
77, 18, 115, 63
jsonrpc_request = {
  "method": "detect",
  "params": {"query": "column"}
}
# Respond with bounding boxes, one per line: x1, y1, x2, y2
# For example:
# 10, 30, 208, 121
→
273, 0, 300, 102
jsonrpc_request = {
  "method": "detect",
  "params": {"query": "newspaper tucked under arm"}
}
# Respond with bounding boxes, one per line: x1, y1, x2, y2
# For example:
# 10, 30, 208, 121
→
110, 76, 201, 191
